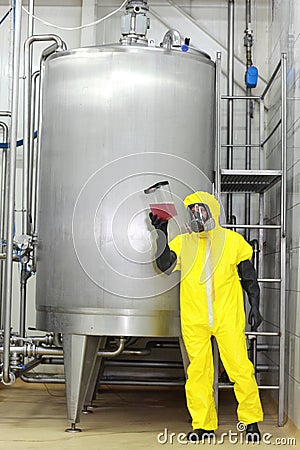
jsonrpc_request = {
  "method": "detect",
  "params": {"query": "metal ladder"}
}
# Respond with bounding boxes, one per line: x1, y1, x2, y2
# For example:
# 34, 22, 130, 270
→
214, 52, 287, 427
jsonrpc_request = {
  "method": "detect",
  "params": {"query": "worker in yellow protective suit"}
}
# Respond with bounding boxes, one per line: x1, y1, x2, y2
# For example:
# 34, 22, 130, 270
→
149, 191, 263, 443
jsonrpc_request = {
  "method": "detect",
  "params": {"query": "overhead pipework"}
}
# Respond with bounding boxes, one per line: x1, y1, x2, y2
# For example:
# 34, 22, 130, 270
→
120, 0, 150, 45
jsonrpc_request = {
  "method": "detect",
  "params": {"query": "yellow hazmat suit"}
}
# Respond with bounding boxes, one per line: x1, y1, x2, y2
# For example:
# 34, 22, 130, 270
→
168, 191, 263, 430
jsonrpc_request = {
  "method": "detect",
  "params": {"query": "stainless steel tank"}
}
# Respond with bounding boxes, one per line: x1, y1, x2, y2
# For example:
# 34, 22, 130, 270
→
36, 45, 215, 337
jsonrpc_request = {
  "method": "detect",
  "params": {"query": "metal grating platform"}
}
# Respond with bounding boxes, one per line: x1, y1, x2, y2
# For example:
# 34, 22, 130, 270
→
220, 169, 282, 193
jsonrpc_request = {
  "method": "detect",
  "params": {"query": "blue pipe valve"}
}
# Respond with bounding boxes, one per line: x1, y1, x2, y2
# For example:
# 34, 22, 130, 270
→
246, 65, 258, 88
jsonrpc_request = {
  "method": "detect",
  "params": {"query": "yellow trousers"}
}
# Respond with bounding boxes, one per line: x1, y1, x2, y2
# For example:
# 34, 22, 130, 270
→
184, 323, 263, 430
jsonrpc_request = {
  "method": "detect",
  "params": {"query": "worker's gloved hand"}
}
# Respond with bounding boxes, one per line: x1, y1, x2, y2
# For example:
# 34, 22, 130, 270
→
248, 305, 263, 331
149, 212, 168, 236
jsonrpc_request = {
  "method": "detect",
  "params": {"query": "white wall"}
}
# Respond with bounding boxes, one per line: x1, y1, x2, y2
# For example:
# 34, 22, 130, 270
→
263, 0, 300, 430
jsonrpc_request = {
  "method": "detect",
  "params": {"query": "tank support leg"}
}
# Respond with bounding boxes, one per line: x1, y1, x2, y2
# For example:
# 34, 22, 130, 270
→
63, 334, 102, 429
65, 422, 82, 433
83, 336, 107, 411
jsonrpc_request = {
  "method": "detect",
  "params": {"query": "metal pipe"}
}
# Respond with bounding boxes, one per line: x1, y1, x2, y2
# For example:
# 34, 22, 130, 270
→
100, 379, 185, 386
224, 224, 281, 229
2, 0, 23, 386
257, 278, 281, 283
244, 0, 253, 242
219, 384, 279, 390
23, 35, 66, 237
19, 268, 31, 338
222, 95, 260, 99
21, 375, 185, 386
250, 238, 259, 272
0, 345, 64, 357
104, 360, 182, 369
278, 52, 287, 427
21, 374, 65, 383
257, 344, 279, 351
245, 331, 280, 336
28, 70, 39, 228
221, 144, 260, 148
0, 122, 8, 330
256, 364, 279, 372
122, 349, 151, 356
215, 52, 222, 197
98, 337, 126, 357
162, 29, 181, 49
32, 40, 66, 271
21, 35, 65, 339
226, 0, 234, 223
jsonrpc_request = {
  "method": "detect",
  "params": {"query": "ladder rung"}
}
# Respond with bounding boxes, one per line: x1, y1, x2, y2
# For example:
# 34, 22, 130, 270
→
221, 95, 261, 100
245, 331, 280, 336
224, 224, 281, 229
221, 144, 261, 148
221, 169, 282, 176
218, 383, 279, 390
258, 385, 280, 390
257, 278, 281, 283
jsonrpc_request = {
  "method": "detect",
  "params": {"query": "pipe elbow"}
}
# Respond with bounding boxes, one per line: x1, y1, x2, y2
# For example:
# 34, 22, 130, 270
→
162, 29, 181, 49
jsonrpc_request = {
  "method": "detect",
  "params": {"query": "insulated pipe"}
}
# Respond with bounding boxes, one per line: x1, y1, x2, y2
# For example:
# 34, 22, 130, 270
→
2, 0, 23, 386
0, 122, 8, 329
226, 0, 234, 223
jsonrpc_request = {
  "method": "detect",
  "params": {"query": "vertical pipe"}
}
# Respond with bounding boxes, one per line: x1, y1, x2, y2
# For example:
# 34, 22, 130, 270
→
226, 0, 234, 223
32, 40, 67, 271
0, 122, 8, 330
3, 0, 22, 384
22, 0, 34, 236
278, 53, 287, 427
32, 64, 43, 271
258, 100, 264, 283
29, 71, 39, 224
20, 0, 34, 341
215, 52, 222, 198
245, 0, 252, 242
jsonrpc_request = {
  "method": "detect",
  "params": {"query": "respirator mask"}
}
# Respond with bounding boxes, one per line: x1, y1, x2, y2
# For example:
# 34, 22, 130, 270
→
187, 203, 215, 233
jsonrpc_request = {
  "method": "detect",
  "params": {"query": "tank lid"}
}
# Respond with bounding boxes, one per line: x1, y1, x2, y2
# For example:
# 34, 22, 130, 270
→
47, 44, 214, 66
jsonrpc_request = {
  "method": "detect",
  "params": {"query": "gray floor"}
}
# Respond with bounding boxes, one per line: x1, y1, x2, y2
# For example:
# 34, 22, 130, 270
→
0, 380, 299, 449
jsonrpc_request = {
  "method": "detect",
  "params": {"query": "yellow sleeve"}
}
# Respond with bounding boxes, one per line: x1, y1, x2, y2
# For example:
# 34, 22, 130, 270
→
236, 232, 253, 264
168, 234, 183, 272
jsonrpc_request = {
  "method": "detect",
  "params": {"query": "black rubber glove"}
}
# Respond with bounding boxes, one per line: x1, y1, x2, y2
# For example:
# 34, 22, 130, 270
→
237, 259, 263, 331
149, 212, 177, 273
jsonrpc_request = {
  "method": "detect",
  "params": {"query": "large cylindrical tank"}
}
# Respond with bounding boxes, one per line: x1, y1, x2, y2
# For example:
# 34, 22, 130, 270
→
36, 45, 215, 337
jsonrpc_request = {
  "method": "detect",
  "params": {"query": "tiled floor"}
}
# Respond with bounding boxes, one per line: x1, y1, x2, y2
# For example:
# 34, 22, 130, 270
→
0, 380, 298, 449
